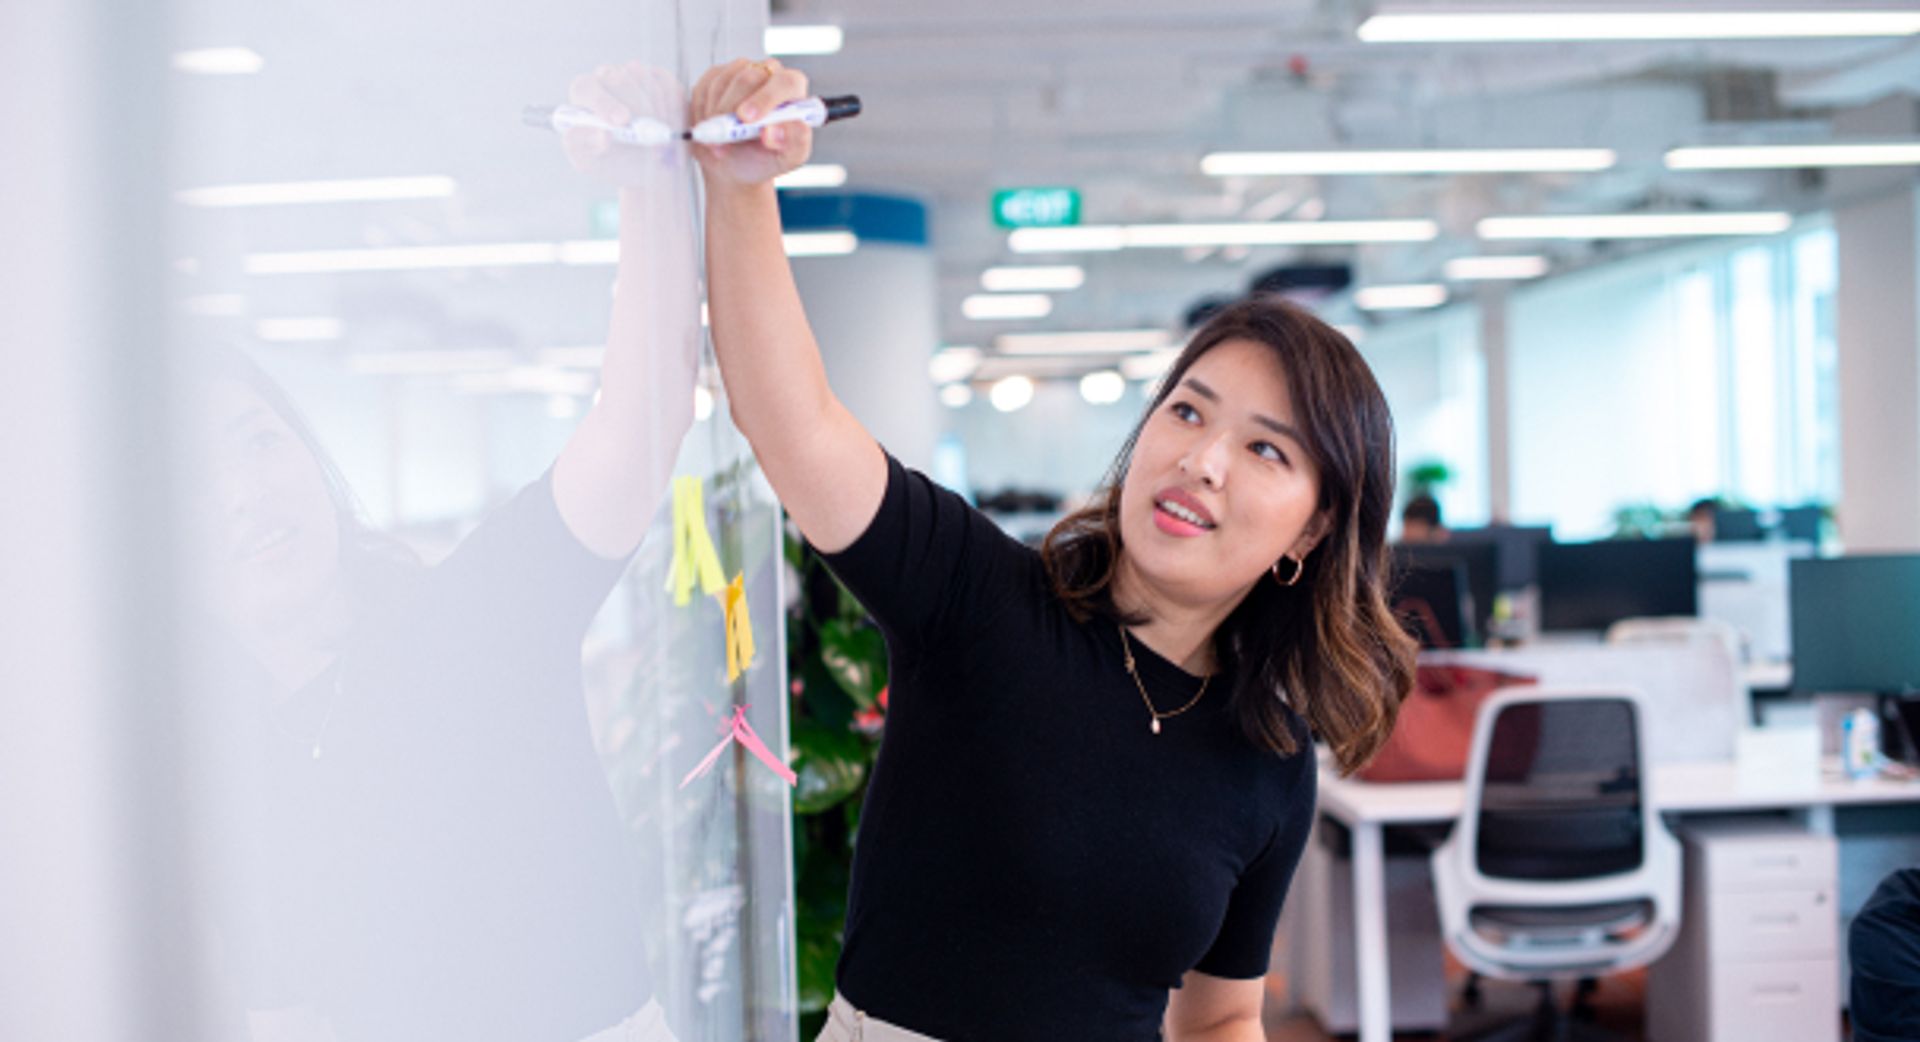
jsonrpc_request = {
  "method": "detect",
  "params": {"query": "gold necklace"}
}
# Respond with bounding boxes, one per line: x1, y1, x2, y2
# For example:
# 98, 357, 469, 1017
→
1117, 625, 1212, 735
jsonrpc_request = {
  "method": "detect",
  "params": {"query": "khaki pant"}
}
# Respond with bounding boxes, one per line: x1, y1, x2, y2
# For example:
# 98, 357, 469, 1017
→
813, 991, 944, 1042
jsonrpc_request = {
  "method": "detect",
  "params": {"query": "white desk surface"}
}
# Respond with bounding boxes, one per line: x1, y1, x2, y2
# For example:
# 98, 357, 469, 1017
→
1318, 758, 1920, 826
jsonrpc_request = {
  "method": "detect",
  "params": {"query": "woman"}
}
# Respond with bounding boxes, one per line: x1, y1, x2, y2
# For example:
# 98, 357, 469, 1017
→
187, 62, 697, 1042
687, 57, 1414, 1042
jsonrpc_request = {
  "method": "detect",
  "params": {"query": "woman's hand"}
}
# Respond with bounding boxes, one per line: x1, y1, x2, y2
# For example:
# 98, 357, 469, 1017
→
561, 61, 687, 187
689, 57, 813, 190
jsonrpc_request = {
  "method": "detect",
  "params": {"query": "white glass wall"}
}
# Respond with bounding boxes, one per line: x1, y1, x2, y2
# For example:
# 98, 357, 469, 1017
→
1507, 222, 1838, 538
5, 1, 801, 1040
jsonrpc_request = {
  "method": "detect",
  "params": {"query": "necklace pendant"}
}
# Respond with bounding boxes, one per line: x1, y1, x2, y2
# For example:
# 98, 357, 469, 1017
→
1151, 718, 1162, 735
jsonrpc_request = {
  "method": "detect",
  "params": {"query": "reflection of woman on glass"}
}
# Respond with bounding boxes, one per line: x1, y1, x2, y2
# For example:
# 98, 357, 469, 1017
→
686, 58, 1417, 1041
191, 63, 694, 1042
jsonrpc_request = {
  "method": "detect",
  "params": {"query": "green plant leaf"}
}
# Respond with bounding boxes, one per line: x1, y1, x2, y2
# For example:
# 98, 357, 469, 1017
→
799, 653, 856, 732
819, 619, 887, 710
1409, 459, 1453, 487
791, 716, 869, 815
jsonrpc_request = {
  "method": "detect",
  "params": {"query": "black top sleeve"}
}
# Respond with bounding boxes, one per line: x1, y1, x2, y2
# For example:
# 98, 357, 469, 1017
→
1192, 737, 1318, 979
1850, 866, 1920, 1042
818, 452, 1034, 657
404, 468, 632, 647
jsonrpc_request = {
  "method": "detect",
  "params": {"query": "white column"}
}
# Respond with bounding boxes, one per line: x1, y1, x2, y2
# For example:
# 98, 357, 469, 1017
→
1479, 286, 1514, 523
1832, 97, 1920, 552
0, 0, 190, 1038
790, 240, 943, 472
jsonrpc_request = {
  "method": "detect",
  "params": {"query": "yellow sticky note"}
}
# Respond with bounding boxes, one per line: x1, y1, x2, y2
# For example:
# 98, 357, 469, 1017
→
665, 476, 727, 606
722, 573, 756, 682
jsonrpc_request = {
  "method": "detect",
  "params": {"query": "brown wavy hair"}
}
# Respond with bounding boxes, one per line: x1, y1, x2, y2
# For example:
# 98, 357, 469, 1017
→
1041, 296, 1416, 775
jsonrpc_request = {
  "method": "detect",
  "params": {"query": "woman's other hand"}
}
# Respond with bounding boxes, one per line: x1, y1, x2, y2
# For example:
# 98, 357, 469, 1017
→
561, 61, 686, 187
689, 57, 813, 189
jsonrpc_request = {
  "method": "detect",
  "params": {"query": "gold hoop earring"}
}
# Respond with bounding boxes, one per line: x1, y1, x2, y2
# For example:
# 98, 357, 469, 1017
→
1271, 553, 1304, 587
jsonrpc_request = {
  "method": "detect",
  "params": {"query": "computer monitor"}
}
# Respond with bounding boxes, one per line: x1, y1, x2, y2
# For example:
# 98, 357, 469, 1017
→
1789, 555, 1920, 695
1448, 525, 1554, 591
1536, 538, 1699, 633
1777, 505, 1824, 544
1394, 542, 1498, 643
1712, 507, 1766, 542
1390, 557, 1475, 649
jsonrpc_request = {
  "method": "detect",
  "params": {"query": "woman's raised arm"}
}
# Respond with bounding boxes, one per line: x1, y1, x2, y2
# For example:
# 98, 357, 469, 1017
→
691, 58, 887, 554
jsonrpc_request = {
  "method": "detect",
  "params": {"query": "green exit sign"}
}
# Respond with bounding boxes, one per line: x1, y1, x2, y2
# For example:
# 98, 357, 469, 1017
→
992, 188, 1081, 229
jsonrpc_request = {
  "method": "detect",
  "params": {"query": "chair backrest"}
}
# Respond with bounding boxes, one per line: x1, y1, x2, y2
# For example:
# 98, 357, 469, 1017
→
1607, 616, 1752, 734
1606, 615, 1744, 666
1432, 687, 1682, 980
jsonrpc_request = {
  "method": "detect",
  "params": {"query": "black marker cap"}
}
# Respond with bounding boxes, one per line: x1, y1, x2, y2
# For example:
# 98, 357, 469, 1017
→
822, 95, 862, 123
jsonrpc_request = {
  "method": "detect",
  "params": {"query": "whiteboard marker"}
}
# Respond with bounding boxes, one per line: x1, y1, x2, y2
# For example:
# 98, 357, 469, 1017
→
683, 95, 861, 145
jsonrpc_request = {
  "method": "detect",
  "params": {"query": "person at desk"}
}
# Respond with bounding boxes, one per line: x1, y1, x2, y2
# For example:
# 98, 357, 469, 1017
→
1399, 493, 1448, 544
682, 56, 1418, 1042
1688, 496, 1719, 542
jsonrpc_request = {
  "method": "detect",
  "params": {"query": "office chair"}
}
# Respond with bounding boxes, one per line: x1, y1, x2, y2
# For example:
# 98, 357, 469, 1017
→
1431, 688, 1682, 1042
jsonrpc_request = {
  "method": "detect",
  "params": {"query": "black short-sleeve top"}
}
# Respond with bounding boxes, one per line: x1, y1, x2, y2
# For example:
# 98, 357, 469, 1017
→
819, 453, 1317, 1042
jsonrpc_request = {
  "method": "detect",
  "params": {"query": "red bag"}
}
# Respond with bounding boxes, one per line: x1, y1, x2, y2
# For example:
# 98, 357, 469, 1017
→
1358, 664, 1536, 782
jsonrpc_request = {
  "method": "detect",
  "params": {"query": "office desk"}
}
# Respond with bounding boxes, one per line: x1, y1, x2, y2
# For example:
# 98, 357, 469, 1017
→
1314, 760, 1920, 1042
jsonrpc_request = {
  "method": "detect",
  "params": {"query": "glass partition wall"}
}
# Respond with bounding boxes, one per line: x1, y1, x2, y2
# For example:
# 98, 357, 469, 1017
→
3, 1, 797, 1039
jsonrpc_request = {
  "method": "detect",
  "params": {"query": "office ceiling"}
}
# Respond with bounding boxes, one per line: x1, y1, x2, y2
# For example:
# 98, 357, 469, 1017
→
168, 0, 1920, 376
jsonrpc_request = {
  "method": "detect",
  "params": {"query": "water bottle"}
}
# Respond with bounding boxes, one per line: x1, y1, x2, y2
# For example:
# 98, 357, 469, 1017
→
1843, 707, 1880, 780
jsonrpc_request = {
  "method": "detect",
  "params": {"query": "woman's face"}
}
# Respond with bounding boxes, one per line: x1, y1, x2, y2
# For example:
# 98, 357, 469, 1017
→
193, 378, 343, 626
1117, 338, 1327, 611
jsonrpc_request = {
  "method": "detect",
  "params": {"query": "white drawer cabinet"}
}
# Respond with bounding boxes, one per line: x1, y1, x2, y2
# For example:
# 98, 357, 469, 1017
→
1646, 822, 1839, 1042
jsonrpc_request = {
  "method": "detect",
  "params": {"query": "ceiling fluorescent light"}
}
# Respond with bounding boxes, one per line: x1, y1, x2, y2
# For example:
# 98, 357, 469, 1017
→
996, 329, 1173, 355
1478, 212, 1794, 240
784, 231, 859, 256
1007, 227, 1129, 253
766, 25, 844, 55
179, 293, 247, 317
1119, 349, 1182, 382
452, 366, 596, 397
246, 243, 561, 275
565, 237, 858, 265
1080, 370, 1128, 405
1666, 143, 1920, 169
939, 383, 974, 409
172, 47, 264, 74
775, 164, 850, 188
1124, 220, 1439, 247
347, 350, 515, 375
1358, 10, 1920, 42
1355, 284, 1449, 311
248, 231, 852, 275
255, 317, 344, 342
981, 265, 1086, 292
1010, 220, 1436, 254
176, 176, 457, 208
929, 346, 984, 384
558, 240, 620, 265
1444, 255, 1551, 281
537, 346, 607, 369
1202, 149, 1615, 176
963, 293, 1053, 320
989, 376, 1036, 413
